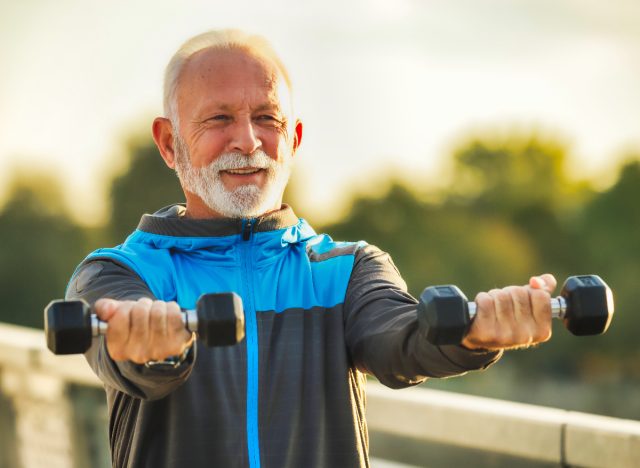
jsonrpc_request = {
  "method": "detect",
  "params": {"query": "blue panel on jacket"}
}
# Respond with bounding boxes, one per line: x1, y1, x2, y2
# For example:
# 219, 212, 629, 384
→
78, 219, 365, 314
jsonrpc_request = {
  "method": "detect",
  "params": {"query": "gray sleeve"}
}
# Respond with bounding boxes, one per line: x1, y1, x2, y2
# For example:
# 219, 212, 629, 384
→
344, 244, 502, 389
65, 259, 196, 400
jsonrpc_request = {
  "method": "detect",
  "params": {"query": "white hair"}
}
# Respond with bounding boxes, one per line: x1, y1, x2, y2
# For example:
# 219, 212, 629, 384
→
163, 29, 293, 127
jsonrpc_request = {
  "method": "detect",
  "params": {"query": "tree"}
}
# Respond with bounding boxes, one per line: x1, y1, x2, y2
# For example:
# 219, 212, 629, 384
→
577, 159, 640, 364
107, 136, 185, 244
447, 133, 594, 280
323, 182, 537, 298
0, 174, 88, 328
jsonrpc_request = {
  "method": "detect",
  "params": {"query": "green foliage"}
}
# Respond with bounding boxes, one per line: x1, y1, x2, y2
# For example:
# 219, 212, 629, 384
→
449, 135, 572, 213
576, 160, 640, 367
447, 134, 594, 279
324, 183, 537, 297
0, 175, 88, 328
108, 137, 184, 244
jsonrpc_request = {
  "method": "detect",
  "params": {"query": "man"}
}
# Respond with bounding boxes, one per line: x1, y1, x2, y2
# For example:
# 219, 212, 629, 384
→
66, 29, 556, 468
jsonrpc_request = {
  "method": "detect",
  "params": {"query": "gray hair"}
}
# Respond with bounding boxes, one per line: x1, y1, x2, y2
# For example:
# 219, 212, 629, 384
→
163, 29, 293, 128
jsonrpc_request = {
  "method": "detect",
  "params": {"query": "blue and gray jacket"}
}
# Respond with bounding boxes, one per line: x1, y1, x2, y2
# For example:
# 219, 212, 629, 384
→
66, 204, 501, 468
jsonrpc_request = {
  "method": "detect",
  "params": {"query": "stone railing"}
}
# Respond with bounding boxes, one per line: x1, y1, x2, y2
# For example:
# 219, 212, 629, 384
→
1, 322, 639, 467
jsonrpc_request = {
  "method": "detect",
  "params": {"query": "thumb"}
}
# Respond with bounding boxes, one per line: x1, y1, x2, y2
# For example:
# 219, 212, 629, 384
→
529, 274, 557, 293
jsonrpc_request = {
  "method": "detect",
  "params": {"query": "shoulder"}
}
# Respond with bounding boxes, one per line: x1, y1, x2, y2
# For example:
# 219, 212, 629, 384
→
305, 234, 368, 262
66, 258, 154, 303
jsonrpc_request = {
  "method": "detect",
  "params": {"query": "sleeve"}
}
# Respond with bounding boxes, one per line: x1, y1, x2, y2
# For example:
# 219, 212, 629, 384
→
344, 244, 502, 389
65, 259, 196, 400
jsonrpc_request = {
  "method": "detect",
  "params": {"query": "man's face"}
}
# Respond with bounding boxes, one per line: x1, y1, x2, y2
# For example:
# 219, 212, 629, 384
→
171, 48, 300, 218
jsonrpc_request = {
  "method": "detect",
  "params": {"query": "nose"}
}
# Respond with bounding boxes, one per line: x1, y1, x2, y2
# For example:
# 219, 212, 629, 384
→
229, 117, 262, 155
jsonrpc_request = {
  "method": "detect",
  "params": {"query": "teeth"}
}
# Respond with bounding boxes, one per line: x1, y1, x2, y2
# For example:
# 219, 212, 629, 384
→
225, 168, 261, 175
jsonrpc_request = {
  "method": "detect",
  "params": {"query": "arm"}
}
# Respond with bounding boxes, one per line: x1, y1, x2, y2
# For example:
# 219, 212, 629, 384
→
344, 245, 502, 389
65, 259, 196, 400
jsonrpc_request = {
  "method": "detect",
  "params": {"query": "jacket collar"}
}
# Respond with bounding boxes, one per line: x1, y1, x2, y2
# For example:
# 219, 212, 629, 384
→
136, 204, 300, 238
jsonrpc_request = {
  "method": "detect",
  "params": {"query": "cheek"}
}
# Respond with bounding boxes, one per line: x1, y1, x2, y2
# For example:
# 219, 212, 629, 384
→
190, 131, 228, 166
264, 133, 293, 162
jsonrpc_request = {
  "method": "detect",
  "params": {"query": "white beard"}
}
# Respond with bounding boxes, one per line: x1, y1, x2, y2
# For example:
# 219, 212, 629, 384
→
173, 135, 293, 218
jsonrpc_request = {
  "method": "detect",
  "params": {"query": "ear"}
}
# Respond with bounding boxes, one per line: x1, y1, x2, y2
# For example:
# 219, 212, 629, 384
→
291, 119, 303, 156
152, 117, 177, 169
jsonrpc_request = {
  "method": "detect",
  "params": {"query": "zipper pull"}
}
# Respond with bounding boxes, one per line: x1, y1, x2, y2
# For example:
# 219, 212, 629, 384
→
242, 219, 254, 241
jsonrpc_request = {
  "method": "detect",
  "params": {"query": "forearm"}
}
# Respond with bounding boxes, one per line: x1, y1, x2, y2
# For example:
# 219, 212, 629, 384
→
66, 259, 195, 400
345, 245, 502, 389
346, 288, 501, 388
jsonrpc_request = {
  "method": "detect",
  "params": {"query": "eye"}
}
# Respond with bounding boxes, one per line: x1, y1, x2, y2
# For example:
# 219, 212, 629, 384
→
206, 114, 231, 123
256, 114, 286, 128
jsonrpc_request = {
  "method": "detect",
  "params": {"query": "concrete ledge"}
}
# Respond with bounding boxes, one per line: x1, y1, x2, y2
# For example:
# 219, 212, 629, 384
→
0, 323, 100, 387
366, 382, 640, 467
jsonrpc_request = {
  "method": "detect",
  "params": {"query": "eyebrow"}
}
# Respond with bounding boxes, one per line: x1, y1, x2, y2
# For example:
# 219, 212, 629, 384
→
209, 101, 282, 113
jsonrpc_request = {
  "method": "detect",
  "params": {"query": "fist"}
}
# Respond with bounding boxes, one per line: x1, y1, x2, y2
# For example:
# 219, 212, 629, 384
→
461, 274, 557, 351
94, 297, 194, 363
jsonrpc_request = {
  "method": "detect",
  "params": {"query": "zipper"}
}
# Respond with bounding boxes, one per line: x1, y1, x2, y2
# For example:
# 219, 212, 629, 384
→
242, 218, 254, 241
240, 218, 261, 468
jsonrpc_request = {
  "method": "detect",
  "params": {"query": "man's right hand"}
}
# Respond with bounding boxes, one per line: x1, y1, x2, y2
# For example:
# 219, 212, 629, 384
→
94, 298, 194, 364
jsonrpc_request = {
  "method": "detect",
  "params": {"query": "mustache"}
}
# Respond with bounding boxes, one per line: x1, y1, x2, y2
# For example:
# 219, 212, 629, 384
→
211, 151, 276, 171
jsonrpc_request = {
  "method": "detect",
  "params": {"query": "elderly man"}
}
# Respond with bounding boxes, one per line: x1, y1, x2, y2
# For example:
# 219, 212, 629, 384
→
66, 29, 556, 468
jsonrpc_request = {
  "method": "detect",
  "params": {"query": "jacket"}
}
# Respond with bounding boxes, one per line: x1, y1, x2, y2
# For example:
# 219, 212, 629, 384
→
66, 204, 501, 468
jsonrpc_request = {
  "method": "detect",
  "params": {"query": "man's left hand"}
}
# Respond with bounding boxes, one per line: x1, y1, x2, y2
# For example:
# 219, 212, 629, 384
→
461, 273, 557, 351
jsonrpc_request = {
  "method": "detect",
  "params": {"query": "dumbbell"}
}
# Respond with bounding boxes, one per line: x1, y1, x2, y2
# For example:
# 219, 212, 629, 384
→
418, 275, 614, 346
44, 293, 245, 355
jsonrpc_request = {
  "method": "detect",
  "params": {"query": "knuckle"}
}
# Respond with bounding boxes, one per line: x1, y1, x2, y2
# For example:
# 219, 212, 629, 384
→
496, 290, 511, 304
148, 346, 164, 361
513, 288, 530, 307
474, 293, 494, 317
109, 348, 124, 361
167, 301, 181, 313
531, 288, 550, 306
168, 311, 184, 329
131, 306, 149, 323
130, 349, 148, 364
149, 302, 167, 321
490, 289, 510, 308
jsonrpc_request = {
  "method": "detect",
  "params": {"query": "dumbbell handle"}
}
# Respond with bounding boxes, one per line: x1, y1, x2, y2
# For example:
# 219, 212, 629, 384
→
91, 309, 199, 337
467, 297, 568, 320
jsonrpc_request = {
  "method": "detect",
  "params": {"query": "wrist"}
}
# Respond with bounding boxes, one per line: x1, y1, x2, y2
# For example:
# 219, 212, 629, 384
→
144, 334, 195, 369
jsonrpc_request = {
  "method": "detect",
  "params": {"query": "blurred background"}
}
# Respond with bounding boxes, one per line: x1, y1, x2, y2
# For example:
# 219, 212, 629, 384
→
1, 0, 639, 426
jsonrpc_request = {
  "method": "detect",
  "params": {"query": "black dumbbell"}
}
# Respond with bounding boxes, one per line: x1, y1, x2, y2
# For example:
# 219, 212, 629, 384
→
418, 275, 614, 346
44, 293, 245, 355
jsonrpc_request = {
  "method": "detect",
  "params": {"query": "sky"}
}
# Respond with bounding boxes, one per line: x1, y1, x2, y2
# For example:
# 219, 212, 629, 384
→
1, 0, 639, 224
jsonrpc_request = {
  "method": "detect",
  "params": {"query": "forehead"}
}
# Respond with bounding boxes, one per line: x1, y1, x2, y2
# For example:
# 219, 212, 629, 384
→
177, 48, 289, 112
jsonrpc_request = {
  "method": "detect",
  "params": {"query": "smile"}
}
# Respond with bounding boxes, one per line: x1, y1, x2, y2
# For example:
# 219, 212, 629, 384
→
223, 168, 264, 175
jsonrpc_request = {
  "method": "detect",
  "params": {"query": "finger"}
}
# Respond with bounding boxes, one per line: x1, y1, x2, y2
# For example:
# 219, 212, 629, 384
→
506, 286, 534, 346
540, 273, 557, 293
105, 300, 135, 361
489, 288, 515, 324
148, 301, 168, 360
166, 302, 192, 355
530, 287, 553, 343
95, 298, 119, 321
462, 292, 497, 349
128, 298, 152, 363
529, 274, 557, 293
489, 288, 517, 345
